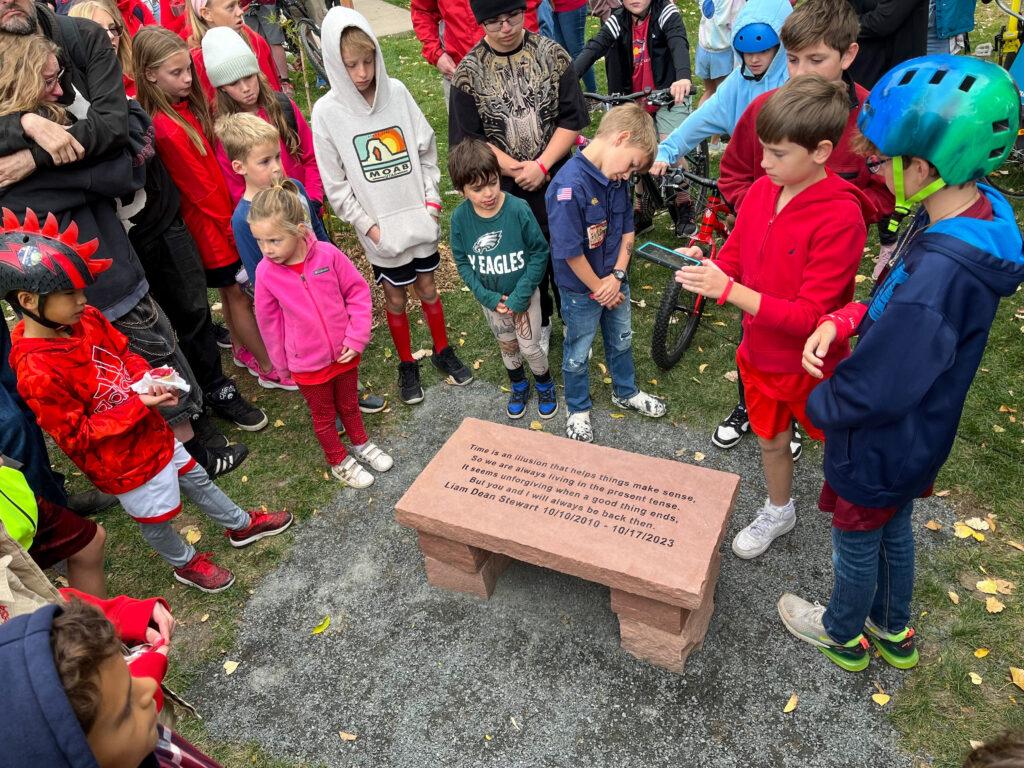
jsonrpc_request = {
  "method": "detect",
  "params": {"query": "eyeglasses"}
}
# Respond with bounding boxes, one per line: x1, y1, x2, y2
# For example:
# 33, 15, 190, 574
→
103, 22, 124, 37
482, 9, 523, 31
43, 67, 65, 90
866, 155, 891, 175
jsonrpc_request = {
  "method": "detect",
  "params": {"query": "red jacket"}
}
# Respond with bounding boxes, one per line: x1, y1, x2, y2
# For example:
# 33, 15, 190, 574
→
716, 172, 869, 375
153, 101, 239, 270
411, 0, 540, 66
118, 0, 156, 35
191, 26, 283, 100
718, 77, 893, 223
9, 307, 174, 495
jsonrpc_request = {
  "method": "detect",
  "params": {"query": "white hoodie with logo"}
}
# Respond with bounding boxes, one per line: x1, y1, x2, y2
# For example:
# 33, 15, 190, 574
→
312, 8, 442, 268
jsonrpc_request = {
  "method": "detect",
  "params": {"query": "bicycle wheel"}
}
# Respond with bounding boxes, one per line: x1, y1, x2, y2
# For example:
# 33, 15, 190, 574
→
650, 273, 704, 370
297, 19, 327, 82
986, 146, 1024, 198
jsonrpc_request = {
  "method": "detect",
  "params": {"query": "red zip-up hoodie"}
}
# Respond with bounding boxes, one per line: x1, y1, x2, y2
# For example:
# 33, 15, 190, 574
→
9, 307, 174, 495
716, 172, 869, 376
718, 76, 893, 223
153, 101, 239, 271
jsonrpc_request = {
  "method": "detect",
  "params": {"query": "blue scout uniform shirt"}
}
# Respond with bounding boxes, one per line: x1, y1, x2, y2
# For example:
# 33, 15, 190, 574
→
545, 152, 635, 294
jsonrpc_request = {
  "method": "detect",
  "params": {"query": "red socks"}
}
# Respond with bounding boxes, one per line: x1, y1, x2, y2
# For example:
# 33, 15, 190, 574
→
420, 298, 450, 352
385, 310, 414, 363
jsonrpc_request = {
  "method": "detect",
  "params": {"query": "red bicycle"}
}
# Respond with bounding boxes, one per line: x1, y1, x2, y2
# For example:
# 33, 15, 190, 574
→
635, 169, 731, 370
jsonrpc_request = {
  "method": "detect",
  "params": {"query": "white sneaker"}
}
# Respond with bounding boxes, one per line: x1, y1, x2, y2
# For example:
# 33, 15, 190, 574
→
565, 411, 593, 442
732, 498, 796, 559
351, 442, 393, 472
331, 457, 374, 489
611, 390, 666, 418
539, 324, 552, 356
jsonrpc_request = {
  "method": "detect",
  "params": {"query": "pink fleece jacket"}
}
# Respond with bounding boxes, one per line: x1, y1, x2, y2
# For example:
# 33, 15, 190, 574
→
254, 238, 372, 376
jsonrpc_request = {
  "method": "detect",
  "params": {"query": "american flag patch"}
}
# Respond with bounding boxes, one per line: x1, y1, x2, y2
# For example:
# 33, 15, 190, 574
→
556, 187, 573, 201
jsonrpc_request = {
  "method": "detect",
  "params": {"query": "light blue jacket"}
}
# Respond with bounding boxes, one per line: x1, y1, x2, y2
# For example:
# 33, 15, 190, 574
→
656, 0, 792, 163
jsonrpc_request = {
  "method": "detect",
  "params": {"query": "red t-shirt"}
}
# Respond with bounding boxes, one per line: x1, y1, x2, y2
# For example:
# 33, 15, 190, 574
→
631, 15, 657, 114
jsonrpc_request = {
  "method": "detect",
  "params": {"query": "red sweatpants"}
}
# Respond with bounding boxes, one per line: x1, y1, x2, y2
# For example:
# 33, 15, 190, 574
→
297, 369, 368, 466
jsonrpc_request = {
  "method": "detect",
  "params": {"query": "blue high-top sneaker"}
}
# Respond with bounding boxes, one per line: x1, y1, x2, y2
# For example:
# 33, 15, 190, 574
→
536, 379, 558, 419
506, 379, 530, 419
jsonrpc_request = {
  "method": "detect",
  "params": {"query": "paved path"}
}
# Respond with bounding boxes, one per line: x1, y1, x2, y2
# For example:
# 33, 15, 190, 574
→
353, 0, 413, 37
188, 381, 945, 767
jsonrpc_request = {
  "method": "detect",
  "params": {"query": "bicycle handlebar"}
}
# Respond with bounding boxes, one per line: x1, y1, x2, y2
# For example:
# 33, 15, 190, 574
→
992, 0, 1024, 24
583, 89, 675, 107
658, 168, 720, 192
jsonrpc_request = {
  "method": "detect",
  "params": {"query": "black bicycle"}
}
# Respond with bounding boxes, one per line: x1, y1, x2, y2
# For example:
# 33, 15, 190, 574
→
276, 0, 327, 82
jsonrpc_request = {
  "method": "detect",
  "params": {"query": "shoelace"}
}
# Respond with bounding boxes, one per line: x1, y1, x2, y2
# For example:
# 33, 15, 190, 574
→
747, 507, 787, 539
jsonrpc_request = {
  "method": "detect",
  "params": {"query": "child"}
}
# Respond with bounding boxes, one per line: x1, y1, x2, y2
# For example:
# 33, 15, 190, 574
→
449, 139, 559, 420
573, 0, 693, 141
449, 0, 590, 344
710, 0, 894, 458
134, 26, 296, 391
545, 103, 666, 443
651, 0, 791, 177
204, 27, 324, 207
216, 113, 329, 285
693, 0, 744, 152
251, 181, 393, 489
778, 56, 1023, 672
674, 75, 867, 560
0, 600, 223, 767
67, 0, 138, 96
313, 8, 472, 405
184, 0, 284, 100
2, 210, 293, 593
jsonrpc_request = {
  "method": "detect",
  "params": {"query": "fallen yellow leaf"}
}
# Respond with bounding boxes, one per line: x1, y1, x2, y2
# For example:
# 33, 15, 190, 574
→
223, 660, 239, 675
472, 359, 482, 370
458, 338, 465, 347
855, 274, 868, 284
500, 386, 510, 393
1010, 667, 1024, 691
924, 520, 943, 531
602, 376, 612, 384
529, 420, 543, 431
994, 579, 1016, 595
610, 413, 625, 419
638, 299, 647, 308
986, 514, 998, 532
339, 731, 358, 742
992, 424, 1006, 433
966, 517, 990, 531
977, 578, 999, 595
384, 348, 393, 358
948, 591, 961, 605
1007, 540, 1024, 553
273, 419, 285, 428
871, 693, 891, 707
970, 740, 986, 750
969, 672, 983, 685
999, 404, 1018, 413
935, 489, 952, 497
974, 648, 990, 658
783, 693, 799, 713
597, 362, 608, 375
724, 370, 739, 383
674, 448, 687, 456
484, 734, 493, 741
242, 475, 249, 483
649, 378, 658, 386
180, 525, 202, 545
694, 452, 705, 462
311, 616, 331, 635
698, 363, 709, 373
986, 596, 1005, 613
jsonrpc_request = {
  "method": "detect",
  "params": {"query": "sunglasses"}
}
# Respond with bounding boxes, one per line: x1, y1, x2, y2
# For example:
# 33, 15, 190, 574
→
103, 22, 124, 37
866, 155, 891, 175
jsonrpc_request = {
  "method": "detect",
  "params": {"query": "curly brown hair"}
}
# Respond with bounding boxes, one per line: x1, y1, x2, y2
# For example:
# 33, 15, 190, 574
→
49, 599, 122, 735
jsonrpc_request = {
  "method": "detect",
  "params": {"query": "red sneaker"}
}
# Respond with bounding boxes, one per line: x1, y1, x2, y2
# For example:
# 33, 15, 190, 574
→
227, 509, 293, 548
173, 552, 235, 593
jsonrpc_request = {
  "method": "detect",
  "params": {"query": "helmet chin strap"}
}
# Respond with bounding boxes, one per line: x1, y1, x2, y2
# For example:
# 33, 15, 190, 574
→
20, 296, 69, 331
739, 62, 765, 82
887, 156, 946, 232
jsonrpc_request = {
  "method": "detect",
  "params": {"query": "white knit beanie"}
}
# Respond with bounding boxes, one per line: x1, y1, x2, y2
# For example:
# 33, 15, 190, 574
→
202, 27, 259, 88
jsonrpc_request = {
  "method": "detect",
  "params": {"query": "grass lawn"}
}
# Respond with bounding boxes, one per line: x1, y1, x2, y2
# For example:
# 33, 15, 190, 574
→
28, 4, 1023, 766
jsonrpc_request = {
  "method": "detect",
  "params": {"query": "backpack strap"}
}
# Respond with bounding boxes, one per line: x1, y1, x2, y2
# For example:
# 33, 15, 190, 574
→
273, 91, 299, 137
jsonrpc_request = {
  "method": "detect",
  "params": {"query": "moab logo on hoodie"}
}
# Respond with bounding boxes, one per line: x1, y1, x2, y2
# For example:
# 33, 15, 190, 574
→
353, 127, 412, 182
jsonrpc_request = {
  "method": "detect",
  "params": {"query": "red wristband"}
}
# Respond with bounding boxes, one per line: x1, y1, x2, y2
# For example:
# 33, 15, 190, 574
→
717, 277, 735, 305
535, 159, 548, 176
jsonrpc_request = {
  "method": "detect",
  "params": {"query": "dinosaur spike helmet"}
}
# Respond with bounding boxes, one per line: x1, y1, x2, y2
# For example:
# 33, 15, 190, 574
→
0, 208, 108, 329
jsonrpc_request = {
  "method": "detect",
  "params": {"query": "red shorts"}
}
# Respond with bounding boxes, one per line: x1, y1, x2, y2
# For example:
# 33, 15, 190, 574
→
737, 352, 824, 442
29, 498, 100, 570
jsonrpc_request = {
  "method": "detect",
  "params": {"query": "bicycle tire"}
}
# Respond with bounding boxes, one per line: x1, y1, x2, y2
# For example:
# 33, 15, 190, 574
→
297, 19, 327, 82
635, 172, 660, 234
986, 147, 1024, 197
650, 273, 704, 370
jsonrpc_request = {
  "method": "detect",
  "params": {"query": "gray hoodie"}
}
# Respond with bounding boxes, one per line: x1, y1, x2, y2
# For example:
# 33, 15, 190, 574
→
312, 8, 442, 268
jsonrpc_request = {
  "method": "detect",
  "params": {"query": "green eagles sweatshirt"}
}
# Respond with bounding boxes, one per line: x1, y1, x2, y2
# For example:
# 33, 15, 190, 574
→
450, 194, 550, 313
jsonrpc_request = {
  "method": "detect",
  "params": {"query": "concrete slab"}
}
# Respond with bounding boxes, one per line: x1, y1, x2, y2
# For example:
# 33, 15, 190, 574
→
352, 0, 413, 37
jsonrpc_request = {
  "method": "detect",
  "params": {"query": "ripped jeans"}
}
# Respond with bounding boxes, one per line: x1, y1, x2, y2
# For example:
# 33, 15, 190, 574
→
559, 284, 638, 414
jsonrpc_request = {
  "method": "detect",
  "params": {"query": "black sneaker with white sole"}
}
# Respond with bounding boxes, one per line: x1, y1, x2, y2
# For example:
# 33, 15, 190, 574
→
203, 443, 249, 479
213, 323, 232, 349
431, 346, 473, 386
712, 403, 750, 449
358, 392, 387, 413
398, 361, 424, 404
191, 412, 229, 449
207, 382, 268, 431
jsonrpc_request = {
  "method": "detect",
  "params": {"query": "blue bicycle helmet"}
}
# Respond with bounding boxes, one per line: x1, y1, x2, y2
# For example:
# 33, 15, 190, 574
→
733, 22, 779, 53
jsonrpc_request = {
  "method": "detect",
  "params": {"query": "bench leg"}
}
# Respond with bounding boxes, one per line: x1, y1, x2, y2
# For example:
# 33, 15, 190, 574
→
418, 531, 510, 599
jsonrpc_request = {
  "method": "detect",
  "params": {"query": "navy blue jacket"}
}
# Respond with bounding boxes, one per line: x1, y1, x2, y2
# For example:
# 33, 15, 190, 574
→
807, 185, 1024, 509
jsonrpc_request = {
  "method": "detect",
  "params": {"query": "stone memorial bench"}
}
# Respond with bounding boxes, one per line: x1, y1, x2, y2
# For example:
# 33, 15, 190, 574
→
395, 418, 739, 672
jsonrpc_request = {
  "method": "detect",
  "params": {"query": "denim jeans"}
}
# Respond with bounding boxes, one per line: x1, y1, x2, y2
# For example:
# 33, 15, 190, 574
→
559, 284, 638, 413
823, 501, 915, 643
551, 4, 598, 93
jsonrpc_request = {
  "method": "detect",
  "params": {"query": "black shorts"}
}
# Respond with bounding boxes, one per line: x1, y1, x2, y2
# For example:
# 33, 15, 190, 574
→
371, 252, 441, 287
29, 497, 99, 570
206, 260, 244, 288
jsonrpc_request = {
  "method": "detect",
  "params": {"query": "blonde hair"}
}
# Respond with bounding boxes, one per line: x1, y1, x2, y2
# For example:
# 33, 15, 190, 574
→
68, 0, 133, 80
133, 26, 214, 155
0, 34, 67, 123
594, 103, 658, 163
340, 26, 375, 58
215, 73, 300, 159
247, 178, 310, 235
215, 111, 279, 162
186, 0, 252, 50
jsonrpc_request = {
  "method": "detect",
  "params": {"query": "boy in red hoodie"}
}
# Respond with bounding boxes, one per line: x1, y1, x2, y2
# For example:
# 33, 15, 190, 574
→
674, 75, 867, 560
1, 210, 293, 595
709, 0, 895, 458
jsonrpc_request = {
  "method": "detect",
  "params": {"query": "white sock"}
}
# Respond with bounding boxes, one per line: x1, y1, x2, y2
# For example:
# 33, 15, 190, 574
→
768, 498, 795, 516
351, 442, 368, 453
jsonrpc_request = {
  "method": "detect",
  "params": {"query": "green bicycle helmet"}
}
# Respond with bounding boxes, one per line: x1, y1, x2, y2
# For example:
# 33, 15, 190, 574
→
858, 54, 1019, 186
